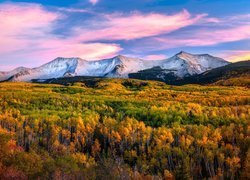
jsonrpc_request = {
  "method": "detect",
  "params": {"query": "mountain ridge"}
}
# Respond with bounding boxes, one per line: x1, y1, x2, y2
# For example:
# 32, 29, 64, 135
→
129, 60, 250, 87
0, 51, 229, 82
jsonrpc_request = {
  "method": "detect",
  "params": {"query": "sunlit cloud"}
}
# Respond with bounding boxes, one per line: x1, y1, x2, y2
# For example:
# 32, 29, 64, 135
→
0, 3, 59, 54
0, 3, 121, 70
144, 54, 168, 60
0, 1, 249, 71
75, 10, 207, 41
130, 14, 250, 52
32, 39, 122, 61
120, 11, 250, 56
204, 17, 221, 23
153, 25, 250, 48
222, 51, 250, 62
89, 0, 99, 5
0, 3, 208, 70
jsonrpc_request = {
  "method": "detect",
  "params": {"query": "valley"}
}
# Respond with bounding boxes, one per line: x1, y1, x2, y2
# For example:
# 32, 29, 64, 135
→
1, 0, 250, 179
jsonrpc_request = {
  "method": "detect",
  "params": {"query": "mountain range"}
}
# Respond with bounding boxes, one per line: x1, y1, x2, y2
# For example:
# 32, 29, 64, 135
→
0, 51, 229, 82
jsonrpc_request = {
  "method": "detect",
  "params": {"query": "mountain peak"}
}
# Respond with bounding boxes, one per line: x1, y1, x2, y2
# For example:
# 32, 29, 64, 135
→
175, 51, 196, 62
177, 51, 190, 55
111, 55, 142, 63
13, 66, 29, 71
175, 51, 196, 61
114, 55, 134, 60
176, 51, 195, 57
116, 54, 126, 58
161, 51, 230, 77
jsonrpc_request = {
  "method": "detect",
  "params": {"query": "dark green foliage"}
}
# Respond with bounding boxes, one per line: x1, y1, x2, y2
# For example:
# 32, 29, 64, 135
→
129, 66, 179, 83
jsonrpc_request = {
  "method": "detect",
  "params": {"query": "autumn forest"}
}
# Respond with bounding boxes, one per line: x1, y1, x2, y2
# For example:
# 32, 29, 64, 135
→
0, 79, 249, 179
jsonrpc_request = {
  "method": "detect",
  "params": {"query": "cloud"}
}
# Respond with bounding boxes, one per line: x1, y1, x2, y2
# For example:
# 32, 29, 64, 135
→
144, 54, 168, 60
226, 14, 250, 23
130, 14, 250, 52
57, 7, 92, 13
153, 25, 250, 48
32, 39, 122, 60
0, 3, 208, 70
221, 50, 250, 62
75, 10, 207, 41
0, 3, 59, 54
204, 17, 221, 23
0, 3, 121, 70
89, 0, 99, 5
1, 2, 249, 71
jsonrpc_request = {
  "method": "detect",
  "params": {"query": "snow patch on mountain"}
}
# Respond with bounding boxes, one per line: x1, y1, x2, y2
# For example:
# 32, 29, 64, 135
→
8, 58, 85, 82
159, 51, 229, 77
0, 67, 30, 81
0, 52, 230, 82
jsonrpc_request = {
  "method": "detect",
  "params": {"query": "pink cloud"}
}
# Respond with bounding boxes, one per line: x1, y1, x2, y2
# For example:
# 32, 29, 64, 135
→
204, 17, 221, 23
126, 13, 250, 53
89, 0, 99, 5
135, 24, 250, 52
144, 54, 168, 60
33, 39, 122, 60
0, 3, 207, 71
75, 10, 207, 41
0, 3, 122, 70
0, 3, 60, 54
220, 51, 250, 62
1, 2, 249, 71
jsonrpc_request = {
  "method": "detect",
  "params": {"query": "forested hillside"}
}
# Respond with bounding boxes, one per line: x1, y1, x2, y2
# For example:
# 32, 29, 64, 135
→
129, 60, 250, 87
179, 60, 250, 87
0, 79, 249, 179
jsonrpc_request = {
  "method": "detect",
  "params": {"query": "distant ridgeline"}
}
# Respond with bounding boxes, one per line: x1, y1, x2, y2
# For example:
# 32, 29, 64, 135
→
1, 52, 249, 87
0, 51, 229, 82
32, 60, 250, 88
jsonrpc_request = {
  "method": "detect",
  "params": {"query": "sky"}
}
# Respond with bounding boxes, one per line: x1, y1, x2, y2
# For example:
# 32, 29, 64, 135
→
0, 0, 250, 71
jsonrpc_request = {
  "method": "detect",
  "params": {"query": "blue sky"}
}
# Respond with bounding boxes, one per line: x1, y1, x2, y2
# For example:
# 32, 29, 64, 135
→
0, 0, 250, 70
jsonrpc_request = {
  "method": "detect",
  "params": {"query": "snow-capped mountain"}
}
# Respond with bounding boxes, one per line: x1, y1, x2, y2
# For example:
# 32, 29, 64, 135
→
6, 55, 156, 82
159, 51, 229, 77
75, 55, 155, 77
0, 67, 30, 81
0, 52, 230, 82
